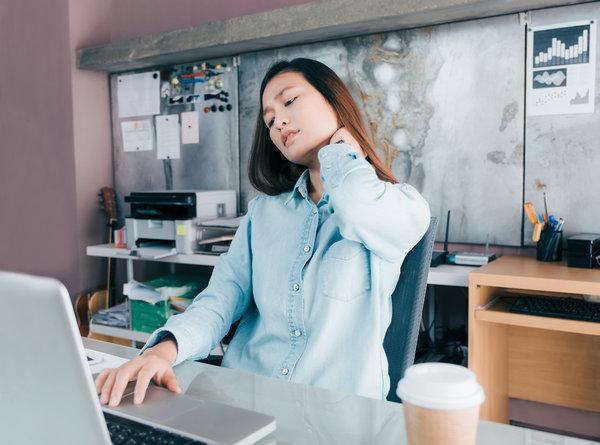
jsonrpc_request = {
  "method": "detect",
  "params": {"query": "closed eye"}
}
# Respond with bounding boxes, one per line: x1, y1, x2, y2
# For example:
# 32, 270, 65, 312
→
266, 96, 298, 128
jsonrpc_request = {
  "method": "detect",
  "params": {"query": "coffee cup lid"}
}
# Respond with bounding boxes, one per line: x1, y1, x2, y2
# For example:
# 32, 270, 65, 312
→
396, 363, 485, 410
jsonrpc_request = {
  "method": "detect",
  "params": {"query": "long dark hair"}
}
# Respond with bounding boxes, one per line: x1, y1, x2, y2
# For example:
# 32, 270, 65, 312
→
248, 58, 398, 195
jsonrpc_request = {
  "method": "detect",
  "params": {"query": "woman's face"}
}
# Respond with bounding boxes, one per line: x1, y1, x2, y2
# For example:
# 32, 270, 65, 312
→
262, 71, 339, 166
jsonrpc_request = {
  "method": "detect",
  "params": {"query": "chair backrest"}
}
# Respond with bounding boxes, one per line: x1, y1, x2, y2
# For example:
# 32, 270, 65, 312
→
383, 217, 438, 402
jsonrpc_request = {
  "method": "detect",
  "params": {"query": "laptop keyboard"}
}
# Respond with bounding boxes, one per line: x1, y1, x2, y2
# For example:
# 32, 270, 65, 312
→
104, 412, 208, 445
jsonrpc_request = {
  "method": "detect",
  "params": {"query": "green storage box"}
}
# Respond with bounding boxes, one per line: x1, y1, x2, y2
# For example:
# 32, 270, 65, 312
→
130, 299, 170, 333
126, 273, 210, 333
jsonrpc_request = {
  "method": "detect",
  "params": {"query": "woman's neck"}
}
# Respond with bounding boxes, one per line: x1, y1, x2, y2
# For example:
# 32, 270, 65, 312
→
307, 167, 323, 205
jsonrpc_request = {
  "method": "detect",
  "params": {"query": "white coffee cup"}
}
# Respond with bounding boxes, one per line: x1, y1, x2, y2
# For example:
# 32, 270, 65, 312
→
396, 363, 485, 445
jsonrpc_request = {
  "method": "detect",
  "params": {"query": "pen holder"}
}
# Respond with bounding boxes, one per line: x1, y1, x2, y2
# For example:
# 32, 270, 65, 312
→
536, 228, 563, 262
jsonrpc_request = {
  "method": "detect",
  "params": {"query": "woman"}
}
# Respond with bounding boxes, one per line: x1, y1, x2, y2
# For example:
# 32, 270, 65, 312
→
96, 58, 430, 406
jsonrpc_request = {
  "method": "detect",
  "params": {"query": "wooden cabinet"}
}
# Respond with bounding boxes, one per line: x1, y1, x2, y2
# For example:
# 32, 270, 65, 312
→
468, 256, 600, 423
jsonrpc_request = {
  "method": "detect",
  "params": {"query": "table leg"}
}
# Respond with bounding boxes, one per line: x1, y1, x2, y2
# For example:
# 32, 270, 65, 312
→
428, 285, 436, 347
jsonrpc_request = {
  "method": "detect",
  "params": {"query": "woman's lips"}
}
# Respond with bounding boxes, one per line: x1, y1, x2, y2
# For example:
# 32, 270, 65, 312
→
284, 131, 299, 146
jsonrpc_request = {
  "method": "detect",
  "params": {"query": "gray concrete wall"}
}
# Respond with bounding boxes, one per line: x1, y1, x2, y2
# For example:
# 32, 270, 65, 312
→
241, 2, 600, 245
108, 1, 600, 247
524, 2, 600, 245
239, 14, 525, 245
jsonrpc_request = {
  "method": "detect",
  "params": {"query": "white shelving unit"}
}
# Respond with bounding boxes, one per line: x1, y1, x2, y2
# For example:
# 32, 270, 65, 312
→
86, 243, 478, 346
87, 243, 475, 286
86, 244, 220, 267
86, 244, 220, 348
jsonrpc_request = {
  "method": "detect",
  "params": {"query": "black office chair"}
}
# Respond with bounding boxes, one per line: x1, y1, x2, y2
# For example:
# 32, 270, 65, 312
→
383, 217, 438, 403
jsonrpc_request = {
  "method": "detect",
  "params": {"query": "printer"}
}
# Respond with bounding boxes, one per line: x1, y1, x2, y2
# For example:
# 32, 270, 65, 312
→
124, 190, 237, 256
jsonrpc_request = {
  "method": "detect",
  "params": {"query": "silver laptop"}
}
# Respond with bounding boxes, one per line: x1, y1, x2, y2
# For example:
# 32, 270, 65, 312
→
0, 271, 276, 445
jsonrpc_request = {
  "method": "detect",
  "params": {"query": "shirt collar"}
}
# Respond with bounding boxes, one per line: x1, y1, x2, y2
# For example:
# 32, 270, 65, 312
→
284, 169, 309, 205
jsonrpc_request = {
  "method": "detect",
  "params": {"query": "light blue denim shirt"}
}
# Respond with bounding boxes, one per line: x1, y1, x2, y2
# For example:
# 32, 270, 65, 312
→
142, 142, 430, 400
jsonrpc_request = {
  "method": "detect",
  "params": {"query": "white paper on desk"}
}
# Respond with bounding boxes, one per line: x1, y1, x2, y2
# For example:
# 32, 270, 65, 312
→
117, 71, 160, 118
155, 114, 181, 159
180, 111, 199, 144
121, 119, 153, 152
86, 349, 129, 375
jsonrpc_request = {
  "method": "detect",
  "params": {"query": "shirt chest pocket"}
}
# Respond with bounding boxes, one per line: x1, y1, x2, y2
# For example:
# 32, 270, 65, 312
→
321, 239, 371, 302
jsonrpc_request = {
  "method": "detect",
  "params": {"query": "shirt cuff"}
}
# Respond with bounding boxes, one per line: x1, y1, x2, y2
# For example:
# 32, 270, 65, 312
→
139, 324, 210, 366
318, 142, 369, 189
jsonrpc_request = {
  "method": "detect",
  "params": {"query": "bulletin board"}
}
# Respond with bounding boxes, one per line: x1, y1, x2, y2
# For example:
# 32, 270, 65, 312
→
109, 57, 240, 224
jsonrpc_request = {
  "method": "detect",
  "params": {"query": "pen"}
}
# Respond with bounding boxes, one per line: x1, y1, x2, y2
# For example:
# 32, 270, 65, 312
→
543, 192, 549, 222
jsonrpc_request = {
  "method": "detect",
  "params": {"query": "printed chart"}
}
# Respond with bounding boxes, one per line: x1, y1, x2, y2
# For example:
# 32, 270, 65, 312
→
527, 20, 596, 115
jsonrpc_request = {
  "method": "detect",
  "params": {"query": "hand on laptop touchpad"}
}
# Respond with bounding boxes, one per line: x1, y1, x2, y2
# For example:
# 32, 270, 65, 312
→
103, 385, 200, 423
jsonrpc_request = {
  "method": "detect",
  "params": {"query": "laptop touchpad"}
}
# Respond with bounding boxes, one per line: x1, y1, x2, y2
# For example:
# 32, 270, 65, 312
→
107, 386, 200, 423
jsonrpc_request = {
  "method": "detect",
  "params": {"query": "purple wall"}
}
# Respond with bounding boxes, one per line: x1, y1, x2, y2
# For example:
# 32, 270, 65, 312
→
0, 0, 80, 291
69, 0, 113, 296
110, 0, 315, 40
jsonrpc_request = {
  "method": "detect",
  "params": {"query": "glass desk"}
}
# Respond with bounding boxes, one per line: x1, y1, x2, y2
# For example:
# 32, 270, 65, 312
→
83, 338, 596, 445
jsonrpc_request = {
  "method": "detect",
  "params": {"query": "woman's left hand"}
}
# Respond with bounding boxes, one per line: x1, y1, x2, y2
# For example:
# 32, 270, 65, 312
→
329, 127, 366, 157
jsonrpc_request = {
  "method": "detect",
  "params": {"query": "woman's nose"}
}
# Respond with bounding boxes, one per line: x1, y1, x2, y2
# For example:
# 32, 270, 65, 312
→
274, 116, 289, 130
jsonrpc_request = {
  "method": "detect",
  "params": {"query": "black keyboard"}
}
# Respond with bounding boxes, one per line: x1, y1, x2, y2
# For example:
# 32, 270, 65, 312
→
510, 295, 600, 322
103, 412, 207, 445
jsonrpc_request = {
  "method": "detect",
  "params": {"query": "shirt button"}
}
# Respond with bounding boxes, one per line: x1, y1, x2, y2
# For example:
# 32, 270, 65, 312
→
292, 283, 300, 291
303, 245, 310, 252
312, 208, 318, 214
282, 368, 289, 375
294, 329, 302, 337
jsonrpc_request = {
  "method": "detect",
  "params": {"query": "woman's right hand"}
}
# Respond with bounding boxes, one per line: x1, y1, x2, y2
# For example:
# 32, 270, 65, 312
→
94, 338, 181, 407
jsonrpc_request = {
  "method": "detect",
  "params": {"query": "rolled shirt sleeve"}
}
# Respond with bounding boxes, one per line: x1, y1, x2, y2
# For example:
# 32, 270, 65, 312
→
139, 197, 258, 366
318, 142, 430, 262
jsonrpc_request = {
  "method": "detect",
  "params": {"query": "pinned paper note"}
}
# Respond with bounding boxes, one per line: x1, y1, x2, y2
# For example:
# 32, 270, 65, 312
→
121, 119, 153, 152
180, 111, 199, 144
117, 71, 160, 118
155, 114, 180, 159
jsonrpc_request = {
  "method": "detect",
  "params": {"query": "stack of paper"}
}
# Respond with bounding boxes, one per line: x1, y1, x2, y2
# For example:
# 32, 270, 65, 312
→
123, 274, 208, 306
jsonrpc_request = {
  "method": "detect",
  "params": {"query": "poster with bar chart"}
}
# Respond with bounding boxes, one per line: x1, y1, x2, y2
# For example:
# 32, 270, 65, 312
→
527, 20, 596, 116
